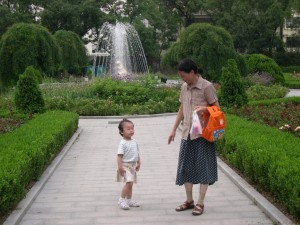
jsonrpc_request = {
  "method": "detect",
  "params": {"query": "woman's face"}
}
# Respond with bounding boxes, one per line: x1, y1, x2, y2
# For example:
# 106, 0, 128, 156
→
122, 122, 134, 139
178, 70, 196, 85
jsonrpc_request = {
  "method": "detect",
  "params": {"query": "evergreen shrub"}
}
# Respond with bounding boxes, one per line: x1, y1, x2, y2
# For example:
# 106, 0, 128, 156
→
243, 54, 285, 84
219, 59, 248, 107
217, 114, 300, 218
0, 111, 78, 214
14, 66, 45, 113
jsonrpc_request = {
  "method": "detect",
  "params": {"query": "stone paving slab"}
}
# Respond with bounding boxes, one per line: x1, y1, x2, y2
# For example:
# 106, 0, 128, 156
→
4, 115, 293, 225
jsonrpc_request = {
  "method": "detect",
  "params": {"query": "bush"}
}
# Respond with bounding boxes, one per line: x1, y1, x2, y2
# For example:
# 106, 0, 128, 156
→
243, 54, 285, 84
219, 59, 248, 107
0, 111, 78, 214
217, 114, 300, 218
14, 66, 45, 114
246, 84, 288, 101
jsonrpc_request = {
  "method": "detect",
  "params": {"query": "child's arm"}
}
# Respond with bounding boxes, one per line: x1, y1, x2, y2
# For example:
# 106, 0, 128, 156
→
117, 154, 125, 176
136, 154, 141, 171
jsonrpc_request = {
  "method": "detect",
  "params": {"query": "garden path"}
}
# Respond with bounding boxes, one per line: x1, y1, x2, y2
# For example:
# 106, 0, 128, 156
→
4, 114, 293, 225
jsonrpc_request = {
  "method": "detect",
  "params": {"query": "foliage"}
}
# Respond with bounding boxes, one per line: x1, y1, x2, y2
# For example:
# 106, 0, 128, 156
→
162, 0, 205, 27
217, 114, 300, 218
275, 51, 300, 67
54, 30, 88, 75
246, 84, 289, 101
205, 0, 287, 55
0, 110, 78, 215
243, 54, 285, 84
284, 73, 300, 88
40, 0, 108, 39
230, 97, 300, 138
162, 23, 239, 82
0, 6, 32, 38
14, 66, 45, 114
0, 23, 61, 86
219, 59, 248, 107
41, 78, 180, 115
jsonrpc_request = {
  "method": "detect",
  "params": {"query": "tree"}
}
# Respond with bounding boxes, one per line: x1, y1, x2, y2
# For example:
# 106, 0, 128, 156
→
162, 0, 205, 27
0, 23, 61, 86
162, 23, 238, 82
0, 6, 32, 38
40, 0, 108, 39
14, 66, 45, 114
54, 30, 88, 74
219, 59, 248, 108
205, 0, 287, 55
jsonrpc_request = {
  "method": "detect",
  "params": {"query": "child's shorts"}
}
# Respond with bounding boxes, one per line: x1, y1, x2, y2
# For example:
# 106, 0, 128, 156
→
116, 162, 137, 183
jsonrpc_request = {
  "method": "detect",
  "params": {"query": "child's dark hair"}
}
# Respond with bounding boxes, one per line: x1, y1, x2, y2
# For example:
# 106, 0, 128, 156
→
118, 118, 133, 136
177, 59, 203, 75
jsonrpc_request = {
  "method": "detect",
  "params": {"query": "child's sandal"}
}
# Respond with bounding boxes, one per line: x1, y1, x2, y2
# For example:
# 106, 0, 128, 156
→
175, 200, 194, 211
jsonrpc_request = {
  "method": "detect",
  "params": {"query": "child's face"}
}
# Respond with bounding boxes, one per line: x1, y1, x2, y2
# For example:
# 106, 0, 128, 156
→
122, 122, 134, 139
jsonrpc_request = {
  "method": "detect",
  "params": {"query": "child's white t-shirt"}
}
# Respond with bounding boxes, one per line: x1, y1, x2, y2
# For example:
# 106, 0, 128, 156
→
117, 139, 139, 163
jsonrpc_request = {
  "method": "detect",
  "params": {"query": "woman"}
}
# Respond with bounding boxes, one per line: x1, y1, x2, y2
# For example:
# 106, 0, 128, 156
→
168, 59, 219, 216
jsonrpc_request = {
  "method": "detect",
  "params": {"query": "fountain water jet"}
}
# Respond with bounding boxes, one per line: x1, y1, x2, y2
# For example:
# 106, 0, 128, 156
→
92, 22, 149, 79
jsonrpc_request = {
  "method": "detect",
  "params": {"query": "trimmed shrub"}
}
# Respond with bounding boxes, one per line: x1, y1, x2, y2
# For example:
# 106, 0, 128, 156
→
243, 54, 285, 84
246, 84, 288, 101
219, 59, 248, 107
14, 66, 45, 113
217, 114, 300, 218
0, 111, 78, 214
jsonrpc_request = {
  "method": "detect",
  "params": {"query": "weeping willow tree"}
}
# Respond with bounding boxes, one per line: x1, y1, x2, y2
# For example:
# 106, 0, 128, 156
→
162, 23, 245, 82
54, 30, 88, 75
0, 23, 61, 87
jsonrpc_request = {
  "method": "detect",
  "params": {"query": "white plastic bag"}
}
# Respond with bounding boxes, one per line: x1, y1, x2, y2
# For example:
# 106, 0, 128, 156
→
190, 110, 202, 135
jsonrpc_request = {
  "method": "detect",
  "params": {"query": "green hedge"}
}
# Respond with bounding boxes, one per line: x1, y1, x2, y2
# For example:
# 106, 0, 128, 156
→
217, 114, 300, 218
0, 110, 79, 213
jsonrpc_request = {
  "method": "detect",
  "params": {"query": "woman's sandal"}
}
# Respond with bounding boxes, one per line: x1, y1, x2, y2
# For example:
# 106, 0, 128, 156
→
175, 200, 195, 212
192, 204, 204, 216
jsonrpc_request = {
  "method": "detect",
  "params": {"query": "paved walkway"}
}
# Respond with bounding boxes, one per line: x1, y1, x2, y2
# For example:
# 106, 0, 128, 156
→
4, 115, 293, 225
286, 89, 300, 97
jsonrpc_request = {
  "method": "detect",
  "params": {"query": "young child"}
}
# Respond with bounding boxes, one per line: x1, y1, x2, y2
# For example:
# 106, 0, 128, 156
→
116, 118, 141, 210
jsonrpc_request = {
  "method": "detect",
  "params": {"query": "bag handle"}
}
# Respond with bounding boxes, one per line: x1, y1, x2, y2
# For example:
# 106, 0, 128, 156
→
203, 106, 220, 122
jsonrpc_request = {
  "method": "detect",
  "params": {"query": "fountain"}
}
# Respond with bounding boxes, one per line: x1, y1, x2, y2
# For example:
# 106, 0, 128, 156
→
92, 22, 149, 79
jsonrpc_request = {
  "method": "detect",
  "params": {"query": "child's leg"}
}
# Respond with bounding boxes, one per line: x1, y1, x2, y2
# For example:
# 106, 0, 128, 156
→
125, 182, 140, 207
121, 182, 133, 199
118, 182, 133, 210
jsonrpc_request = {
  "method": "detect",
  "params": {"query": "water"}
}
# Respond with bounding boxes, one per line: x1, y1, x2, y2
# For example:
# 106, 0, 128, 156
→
93, 22, 149, 79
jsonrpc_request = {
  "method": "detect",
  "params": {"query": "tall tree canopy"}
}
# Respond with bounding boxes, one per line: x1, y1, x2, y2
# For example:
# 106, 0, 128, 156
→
204, 0, 293, 55
0, 23, 61, 86
162, 23, 238, 82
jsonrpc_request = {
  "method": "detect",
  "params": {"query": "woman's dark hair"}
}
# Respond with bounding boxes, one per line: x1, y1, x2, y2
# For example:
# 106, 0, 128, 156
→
118, 118, 133, 136
177, 59, 203, 74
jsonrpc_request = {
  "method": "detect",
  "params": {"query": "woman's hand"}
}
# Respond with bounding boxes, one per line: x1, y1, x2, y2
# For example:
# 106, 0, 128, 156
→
194, 106, 207, 116
168, 130, 176, 144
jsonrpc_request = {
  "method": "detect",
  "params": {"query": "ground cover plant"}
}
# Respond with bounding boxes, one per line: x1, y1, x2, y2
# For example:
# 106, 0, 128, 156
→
230, 97, 300, 138
42, 77, 181, 115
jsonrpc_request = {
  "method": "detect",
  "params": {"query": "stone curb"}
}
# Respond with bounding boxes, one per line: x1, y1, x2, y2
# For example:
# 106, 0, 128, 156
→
217, 158, 294, 225
3, 128, 82, 225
